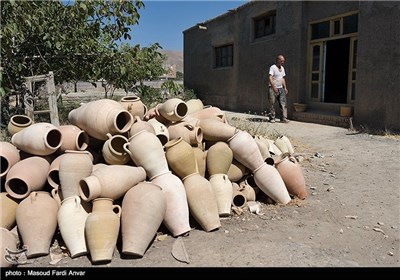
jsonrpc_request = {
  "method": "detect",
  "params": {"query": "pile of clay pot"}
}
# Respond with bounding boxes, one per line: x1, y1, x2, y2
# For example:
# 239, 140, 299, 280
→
0, 96, 307, 266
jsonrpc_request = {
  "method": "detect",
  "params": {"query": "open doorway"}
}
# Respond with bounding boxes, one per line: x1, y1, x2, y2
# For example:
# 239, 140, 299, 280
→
324, 38, 350, 103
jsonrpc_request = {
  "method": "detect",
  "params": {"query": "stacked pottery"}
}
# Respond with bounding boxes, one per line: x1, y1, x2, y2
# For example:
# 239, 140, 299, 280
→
123, 130, 170, 180
228, 130, 291, 205
238, 177, 257, 202
274, 155, 307, 199
1, 227, 18, 267
151, 172, 191, 237
5, 156, 50, 199
57, 125, 89, 153
58, 196, 89, 258
206, 142, 234, 217
79, 165, 146, 201
0, 192, 20, 230
121, 182, 167, 257
68, 99, 133, 141
16, 191, 59, 258
59, 150, 93, 199
7, 114, 33, 136
101, 133, 130, 165
119, 96, 148, 120
0, 141, 20, 179
11, 122, 63, 156
164, 137, 220, 232
85, 198, 121, 263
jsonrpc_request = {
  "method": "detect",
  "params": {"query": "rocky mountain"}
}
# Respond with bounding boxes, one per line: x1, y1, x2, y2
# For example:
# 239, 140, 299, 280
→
159, 50, 183, 73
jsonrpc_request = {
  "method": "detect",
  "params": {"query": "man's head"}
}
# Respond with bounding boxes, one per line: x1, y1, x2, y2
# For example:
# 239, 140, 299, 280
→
276, 55, 285, 66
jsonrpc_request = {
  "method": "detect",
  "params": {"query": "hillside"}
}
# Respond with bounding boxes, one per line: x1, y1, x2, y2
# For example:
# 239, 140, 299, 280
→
159, 50, 183, 73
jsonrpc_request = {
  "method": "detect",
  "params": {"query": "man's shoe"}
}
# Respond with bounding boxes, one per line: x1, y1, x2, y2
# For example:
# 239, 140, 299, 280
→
270, 119, 276, 123
281, 118, 290, 123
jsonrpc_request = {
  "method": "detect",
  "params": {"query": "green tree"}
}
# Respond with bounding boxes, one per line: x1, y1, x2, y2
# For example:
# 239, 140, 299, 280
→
1, 0, 167, 123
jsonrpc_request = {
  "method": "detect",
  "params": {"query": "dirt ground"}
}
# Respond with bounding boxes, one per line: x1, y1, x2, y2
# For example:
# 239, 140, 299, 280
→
3, 111, 399, 272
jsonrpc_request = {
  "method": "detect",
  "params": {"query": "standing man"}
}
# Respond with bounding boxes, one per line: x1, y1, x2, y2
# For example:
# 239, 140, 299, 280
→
268, 54, 289, 123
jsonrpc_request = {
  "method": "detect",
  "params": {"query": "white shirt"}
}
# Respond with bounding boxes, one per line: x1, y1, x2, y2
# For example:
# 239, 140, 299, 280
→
269, 65, 286, 88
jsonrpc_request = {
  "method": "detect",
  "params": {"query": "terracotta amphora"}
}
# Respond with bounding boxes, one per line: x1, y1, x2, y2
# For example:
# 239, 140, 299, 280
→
7, 114, 33, 136
68, 99, 133, 141
11, 122, 63, 156
119, 96, 148, 120
59, 150, 93, 199
57, 124, 89, 153
5, 156, 50, 199
121, 182, 167, 257
274, 155, 307, 199
85, 198, 121, 263
151, 172, 191, 237
101, 133, 130, 165
79, 165, 146, 201
58, 196, 89, 258
16, 191, 59, 258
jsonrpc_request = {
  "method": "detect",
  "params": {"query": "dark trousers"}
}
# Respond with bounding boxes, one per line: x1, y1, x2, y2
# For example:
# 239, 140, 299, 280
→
268, 87, 287, 120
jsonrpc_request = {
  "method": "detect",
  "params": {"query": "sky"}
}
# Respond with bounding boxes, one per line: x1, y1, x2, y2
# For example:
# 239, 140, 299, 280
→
124, 0, 249, 51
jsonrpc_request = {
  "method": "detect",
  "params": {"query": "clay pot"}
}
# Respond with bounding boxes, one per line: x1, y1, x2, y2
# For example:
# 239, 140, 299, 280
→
85, 198, 121, 263
0, 141, 20, 179
57, 125, 89, 153
16, 191, 59, 258
209, 174, 233, 217
11, 122, 63, 156
253, 163, 291, 205
124, 130, 170, 180
206, 141, 233, 176
7, 114, 33, 136
227, 130, 265, 172
274, 155, 307, 199
0, 192, 20, 230
58, 196, 89, 258
186, 99, 204, 114
119, 96, 148, 120
5, 156, 50, 199
157, 98, 188, 122
102, 133, 130, 165
79, 165, 146, 201
167, 121, 203, 145
164, 137, 198, 179
59, 150, 93, 199
186, 106, 227, 123
68, 99, 133, 141
182, 174, 221, 232
186, 118, 237, 142
121, 182, 167, 257
232, 189, 247, 207
151, 172, 191, 237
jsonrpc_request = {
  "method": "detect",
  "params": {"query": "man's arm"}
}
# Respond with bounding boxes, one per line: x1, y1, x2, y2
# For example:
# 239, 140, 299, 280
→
269, 74, 278, 94
282, 78, 288, 94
